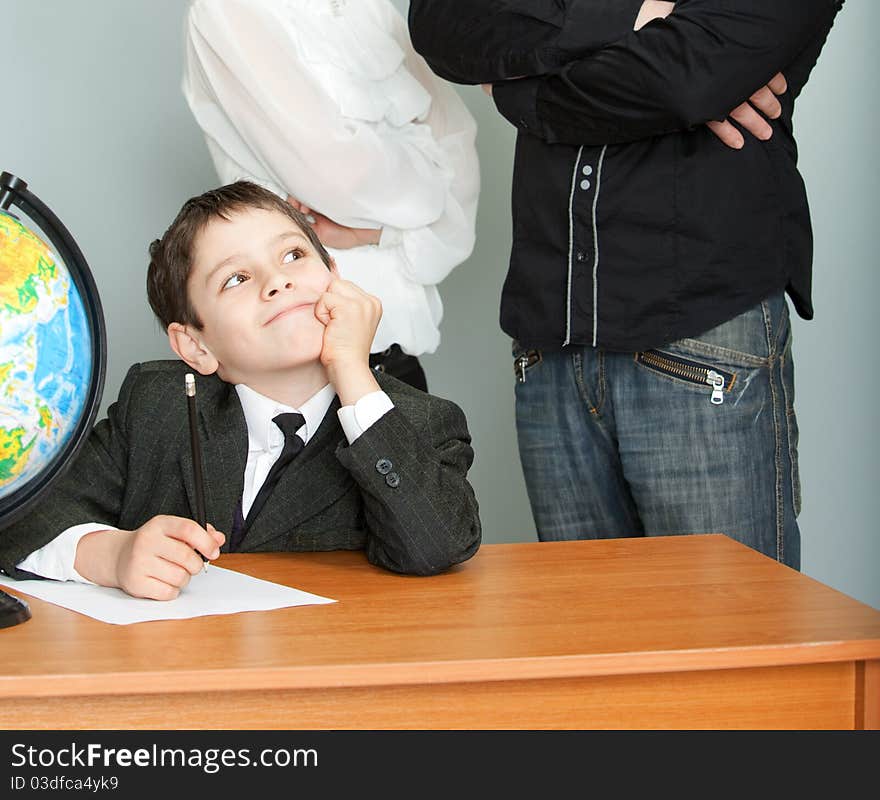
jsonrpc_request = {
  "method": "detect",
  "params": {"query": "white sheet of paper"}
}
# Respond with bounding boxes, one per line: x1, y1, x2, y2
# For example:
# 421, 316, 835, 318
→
0, 566, 335, 625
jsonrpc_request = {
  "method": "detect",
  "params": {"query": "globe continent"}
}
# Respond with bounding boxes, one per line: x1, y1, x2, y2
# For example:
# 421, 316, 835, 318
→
0, 210, 91, 501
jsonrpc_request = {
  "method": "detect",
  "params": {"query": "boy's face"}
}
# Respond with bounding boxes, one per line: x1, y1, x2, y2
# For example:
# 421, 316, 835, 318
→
179, 206, 335, 385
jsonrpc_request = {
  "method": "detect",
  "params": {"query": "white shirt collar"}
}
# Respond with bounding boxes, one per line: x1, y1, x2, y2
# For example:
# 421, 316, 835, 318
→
234, 382, 336, 453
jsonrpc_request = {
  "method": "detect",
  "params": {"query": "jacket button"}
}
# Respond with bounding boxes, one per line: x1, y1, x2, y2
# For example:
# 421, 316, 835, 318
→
582, 165, 593, 176
376, 458, 392, 475
576, 250, 586, 262
580, 179, 591, 191
385, 472, 400, 488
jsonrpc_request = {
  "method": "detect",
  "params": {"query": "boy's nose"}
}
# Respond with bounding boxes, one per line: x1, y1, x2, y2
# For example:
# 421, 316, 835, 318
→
263, 277, 295, 299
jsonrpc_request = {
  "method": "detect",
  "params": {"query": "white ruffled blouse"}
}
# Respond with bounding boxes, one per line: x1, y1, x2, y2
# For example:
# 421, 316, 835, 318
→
183, 0, 480, 356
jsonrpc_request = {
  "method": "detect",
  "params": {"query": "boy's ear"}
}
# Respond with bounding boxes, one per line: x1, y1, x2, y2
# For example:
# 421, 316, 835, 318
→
167, 323, 219, 376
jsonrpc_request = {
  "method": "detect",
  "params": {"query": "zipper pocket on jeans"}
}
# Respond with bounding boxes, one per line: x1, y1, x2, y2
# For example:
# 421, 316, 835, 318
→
635, 350, 736, 405
513, 349, 542, 383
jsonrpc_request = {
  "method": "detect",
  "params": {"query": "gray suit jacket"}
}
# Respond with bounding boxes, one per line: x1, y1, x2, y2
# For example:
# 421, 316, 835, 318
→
0, 361, 481, 577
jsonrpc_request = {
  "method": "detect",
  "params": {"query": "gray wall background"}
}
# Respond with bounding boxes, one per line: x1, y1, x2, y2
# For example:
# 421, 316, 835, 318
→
2, 1, 876, 608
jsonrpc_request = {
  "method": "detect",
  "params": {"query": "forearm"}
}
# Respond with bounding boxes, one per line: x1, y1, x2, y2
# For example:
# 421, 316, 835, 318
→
0, 500, 119, 581
73, 529, 128, 587
330, 363, 382, 409
778, 16, 842, 103
12, 523, 115, 583
384, 223, 476, 287
408, 0, 644, 84
0, 430, 127, 579
493, 0, 844, 145
369, 67, 479, 285
336, 408, 481, 576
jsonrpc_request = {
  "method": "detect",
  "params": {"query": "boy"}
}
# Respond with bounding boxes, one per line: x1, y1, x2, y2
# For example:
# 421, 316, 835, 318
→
0, 182, 481, 599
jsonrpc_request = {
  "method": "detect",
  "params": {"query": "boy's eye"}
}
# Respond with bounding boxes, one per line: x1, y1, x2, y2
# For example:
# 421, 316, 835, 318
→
221, 272, 249, 290
282, 248, 304, 264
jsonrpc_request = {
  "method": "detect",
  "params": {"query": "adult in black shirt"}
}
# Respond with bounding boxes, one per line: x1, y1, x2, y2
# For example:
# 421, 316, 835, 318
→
409, 0, 845, 568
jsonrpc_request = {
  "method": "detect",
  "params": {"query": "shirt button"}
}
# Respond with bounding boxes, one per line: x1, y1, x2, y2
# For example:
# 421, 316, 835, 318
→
375, 458, 392, 475
576, 251, 586, 262
580, 179, 591, 191
385, 472, 400, 488
582, 165, 593, 176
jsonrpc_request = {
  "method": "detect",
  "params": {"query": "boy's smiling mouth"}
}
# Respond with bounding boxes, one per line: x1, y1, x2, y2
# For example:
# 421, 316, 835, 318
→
264, 302, 316, 326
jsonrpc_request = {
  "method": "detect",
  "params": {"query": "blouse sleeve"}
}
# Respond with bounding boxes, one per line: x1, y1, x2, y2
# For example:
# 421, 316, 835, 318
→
184, 0, 480, 291
371, 9, 480, 287
183, 0, 448, 229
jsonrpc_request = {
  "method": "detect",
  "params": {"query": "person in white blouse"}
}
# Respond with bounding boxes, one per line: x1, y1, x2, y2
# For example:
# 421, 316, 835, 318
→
182, 0, 480, 391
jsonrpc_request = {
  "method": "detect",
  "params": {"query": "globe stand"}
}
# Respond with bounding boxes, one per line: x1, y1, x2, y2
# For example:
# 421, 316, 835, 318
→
0, 591, 30, 628
0, 171, 106, 627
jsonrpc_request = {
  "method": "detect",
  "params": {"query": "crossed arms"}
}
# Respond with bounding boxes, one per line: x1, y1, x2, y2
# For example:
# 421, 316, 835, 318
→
409, 0, 845, 147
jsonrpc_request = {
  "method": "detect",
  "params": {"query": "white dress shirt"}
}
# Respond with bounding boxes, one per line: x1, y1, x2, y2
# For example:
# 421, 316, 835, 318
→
17, 384, 393, 583
182, 0, 480, 356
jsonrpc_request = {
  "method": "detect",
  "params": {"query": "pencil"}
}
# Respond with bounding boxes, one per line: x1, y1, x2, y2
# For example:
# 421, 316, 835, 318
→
185, 373, 209, 569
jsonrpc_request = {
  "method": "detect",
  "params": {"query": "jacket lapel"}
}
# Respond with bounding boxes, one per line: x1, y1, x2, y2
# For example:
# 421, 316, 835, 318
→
242, 394, 355, 551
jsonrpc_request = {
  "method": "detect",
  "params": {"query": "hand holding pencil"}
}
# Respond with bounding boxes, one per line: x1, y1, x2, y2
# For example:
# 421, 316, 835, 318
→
67, 373, 225, 600
73, 517, 225, 601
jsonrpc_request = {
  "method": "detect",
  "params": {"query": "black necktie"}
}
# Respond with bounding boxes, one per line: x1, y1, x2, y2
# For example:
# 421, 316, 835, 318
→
231, 412, 305, 550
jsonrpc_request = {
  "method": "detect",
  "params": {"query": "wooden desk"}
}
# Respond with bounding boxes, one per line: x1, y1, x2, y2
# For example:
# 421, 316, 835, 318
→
0, 535, 878, 729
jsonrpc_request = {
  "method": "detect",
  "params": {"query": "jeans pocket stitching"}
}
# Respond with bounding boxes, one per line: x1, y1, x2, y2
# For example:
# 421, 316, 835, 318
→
670, 337, 768, 368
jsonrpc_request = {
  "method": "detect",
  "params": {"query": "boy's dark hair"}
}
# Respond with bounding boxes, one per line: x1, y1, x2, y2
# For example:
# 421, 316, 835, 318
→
147, 181, 332, 329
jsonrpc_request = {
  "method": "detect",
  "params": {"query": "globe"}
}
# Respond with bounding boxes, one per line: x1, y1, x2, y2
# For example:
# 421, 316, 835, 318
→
0, 171, 106, 627
0, 211, 92, 499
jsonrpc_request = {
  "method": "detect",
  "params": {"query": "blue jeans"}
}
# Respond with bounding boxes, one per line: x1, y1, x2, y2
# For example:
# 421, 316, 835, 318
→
514, 294, 801, 568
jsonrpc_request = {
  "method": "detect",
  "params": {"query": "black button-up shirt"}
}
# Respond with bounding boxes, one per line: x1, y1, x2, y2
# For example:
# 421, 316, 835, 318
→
409, 0, 845, 351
